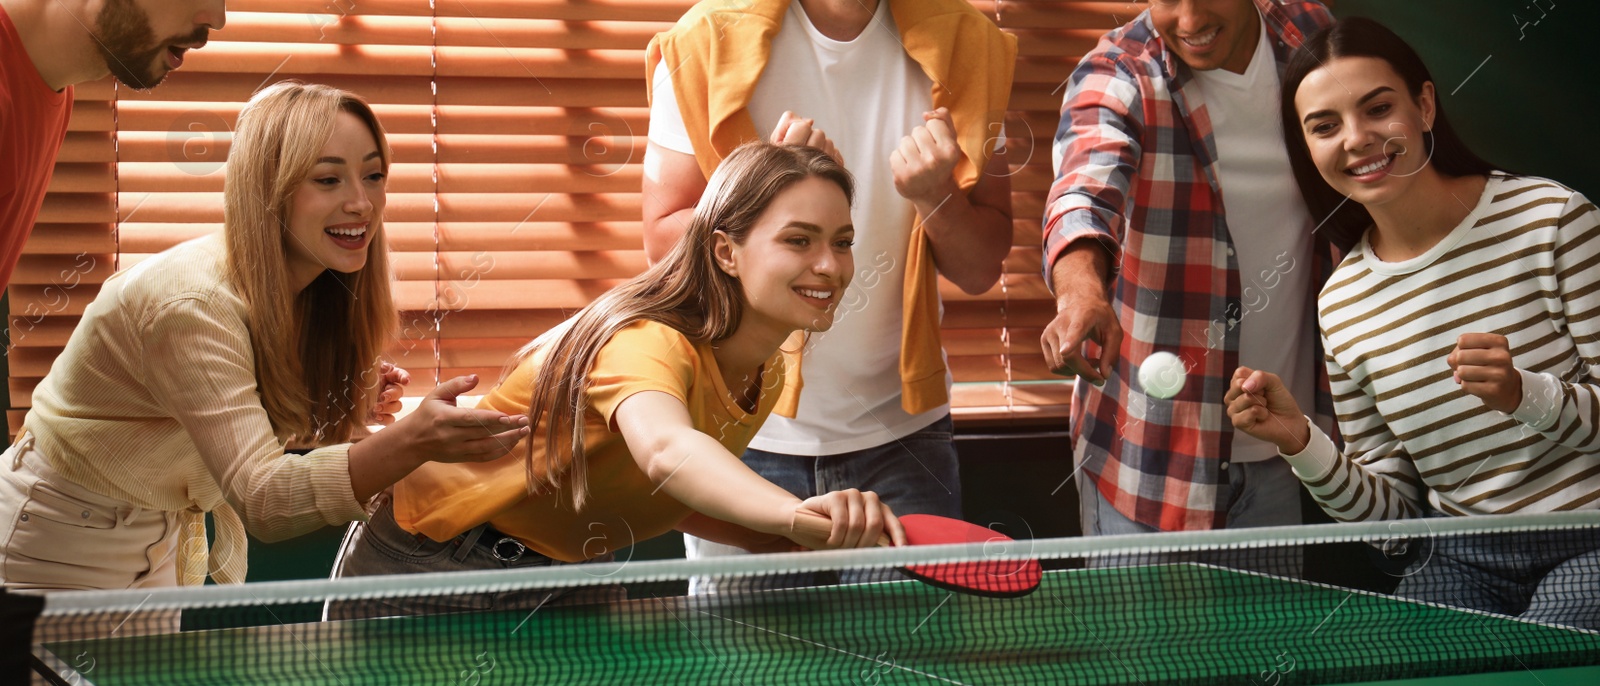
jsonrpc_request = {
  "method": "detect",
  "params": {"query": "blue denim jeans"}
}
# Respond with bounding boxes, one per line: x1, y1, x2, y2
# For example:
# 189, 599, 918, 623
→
685, 414, 962, 594
1077, 457, 1305, 578
324, 494, 620, 620
1396, 514, 1600, 630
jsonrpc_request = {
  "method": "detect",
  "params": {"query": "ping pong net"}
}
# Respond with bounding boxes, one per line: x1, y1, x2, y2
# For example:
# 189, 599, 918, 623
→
19, 512, 1600, 685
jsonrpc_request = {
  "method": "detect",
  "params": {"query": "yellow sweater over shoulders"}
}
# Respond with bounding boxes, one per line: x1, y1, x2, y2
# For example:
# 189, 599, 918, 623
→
646, 0, 1016, 415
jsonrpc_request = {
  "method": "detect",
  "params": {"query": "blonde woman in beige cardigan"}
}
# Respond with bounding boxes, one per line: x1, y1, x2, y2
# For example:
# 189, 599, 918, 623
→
0, 81, 528, 591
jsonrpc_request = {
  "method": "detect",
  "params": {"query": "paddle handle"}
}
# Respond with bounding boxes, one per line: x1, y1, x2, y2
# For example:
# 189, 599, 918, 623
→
789, 510, 894, 548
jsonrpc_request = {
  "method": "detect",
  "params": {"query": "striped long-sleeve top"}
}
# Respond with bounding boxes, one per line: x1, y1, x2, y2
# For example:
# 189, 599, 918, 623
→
1285, 174, 1600, 520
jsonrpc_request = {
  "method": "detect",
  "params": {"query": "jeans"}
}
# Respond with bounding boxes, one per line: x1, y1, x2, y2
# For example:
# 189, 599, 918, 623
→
325, 494, 621, 620
1078, 456, 1305, 579
1396, 514, 1600, 630
685, 414, 962, 594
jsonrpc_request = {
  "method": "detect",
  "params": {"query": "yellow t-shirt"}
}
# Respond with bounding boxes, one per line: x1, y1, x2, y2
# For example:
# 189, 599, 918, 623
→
393, 320, 788, 562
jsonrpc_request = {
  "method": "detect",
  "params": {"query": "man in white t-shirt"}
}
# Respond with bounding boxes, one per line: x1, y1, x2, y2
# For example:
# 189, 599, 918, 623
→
1042, 0, 1337, 575
644, 0, 1015, 591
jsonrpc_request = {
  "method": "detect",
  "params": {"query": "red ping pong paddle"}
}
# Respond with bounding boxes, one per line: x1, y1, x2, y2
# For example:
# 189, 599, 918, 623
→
791, 512, 1042, 598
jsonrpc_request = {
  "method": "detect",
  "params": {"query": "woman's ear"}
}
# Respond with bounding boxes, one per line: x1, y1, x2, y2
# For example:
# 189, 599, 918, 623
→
1418, 81, 1437, 132
711, 230, 738, 277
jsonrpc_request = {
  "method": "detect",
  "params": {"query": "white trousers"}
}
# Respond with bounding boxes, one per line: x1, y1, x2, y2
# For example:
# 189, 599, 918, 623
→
0, 433, 178, 591
3, 435, 185, 685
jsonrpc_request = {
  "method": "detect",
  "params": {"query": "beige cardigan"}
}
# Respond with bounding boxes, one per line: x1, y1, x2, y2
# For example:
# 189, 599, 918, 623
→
21, 233, 367, 585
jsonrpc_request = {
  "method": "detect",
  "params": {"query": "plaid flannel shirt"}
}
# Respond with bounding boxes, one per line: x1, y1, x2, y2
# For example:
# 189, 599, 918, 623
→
1043, 0, 1338, 531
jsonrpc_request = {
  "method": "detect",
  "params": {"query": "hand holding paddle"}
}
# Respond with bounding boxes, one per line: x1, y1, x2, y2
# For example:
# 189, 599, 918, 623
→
791, 511, 1042, 598
785, 489, 905, 550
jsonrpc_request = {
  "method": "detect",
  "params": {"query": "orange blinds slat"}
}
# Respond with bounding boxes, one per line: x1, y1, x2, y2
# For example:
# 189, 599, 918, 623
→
10, 1, 1126, 435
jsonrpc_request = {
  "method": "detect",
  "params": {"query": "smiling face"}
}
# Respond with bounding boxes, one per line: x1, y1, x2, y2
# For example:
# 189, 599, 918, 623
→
715, 175, 855, 337
92, 0, 225, 89
283, 111, 388, 291
1294, 55, 1438, 211
1149, 0, 1261, 74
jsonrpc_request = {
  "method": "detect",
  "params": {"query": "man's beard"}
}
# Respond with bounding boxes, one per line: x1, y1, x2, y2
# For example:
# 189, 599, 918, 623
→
93, 0, 206, 90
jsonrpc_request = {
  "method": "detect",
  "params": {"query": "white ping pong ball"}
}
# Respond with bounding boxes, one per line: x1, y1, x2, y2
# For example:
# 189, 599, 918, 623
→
1139, 351, 1187, 399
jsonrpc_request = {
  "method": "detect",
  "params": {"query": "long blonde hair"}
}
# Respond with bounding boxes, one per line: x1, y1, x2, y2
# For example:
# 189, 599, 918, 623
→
223, 81, 397, 444
523, 142, 853, 508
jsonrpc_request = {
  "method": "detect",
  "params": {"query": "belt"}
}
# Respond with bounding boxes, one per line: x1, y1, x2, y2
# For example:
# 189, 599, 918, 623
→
453, 521, 544, 565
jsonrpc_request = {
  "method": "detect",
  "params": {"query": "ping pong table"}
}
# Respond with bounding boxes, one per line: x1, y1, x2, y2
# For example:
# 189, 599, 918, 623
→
36, 563, 1600, 685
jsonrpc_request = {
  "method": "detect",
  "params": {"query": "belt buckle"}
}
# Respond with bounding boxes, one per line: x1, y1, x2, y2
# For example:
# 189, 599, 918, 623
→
491, 536, 526, 563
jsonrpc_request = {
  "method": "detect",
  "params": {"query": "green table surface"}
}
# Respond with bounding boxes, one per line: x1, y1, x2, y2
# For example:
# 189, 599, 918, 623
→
41, 564, 1600, 685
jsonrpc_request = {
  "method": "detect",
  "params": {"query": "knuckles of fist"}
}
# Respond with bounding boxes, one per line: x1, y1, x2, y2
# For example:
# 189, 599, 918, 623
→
767, 110, 962, 201
1222, 332, 1525, 450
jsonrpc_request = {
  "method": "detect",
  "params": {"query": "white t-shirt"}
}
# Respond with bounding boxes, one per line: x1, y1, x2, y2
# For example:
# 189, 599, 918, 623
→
649, 0, 948, 454
1191, 13, 1317, 463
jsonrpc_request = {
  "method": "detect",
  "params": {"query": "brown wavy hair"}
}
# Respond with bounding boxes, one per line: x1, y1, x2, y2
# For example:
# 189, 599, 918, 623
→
520, 142, 853, 508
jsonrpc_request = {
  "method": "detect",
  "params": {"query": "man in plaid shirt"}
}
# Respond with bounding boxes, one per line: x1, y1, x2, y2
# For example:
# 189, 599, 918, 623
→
1042, 0, 1338, 569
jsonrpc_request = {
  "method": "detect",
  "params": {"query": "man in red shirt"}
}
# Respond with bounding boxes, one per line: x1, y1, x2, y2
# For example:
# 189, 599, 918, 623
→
0, 0, 225, 290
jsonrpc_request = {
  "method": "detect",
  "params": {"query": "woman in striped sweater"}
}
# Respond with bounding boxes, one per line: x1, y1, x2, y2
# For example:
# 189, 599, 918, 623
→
1225, 18, 1599, 628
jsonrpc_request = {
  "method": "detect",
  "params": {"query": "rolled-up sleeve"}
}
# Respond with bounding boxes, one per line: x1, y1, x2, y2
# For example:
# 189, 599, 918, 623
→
1042, 52, 1145, 289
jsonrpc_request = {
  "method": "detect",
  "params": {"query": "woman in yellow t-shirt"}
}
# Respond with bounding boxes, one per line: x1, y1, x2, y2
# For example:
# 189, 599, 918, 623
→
330, 141, 905, 615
